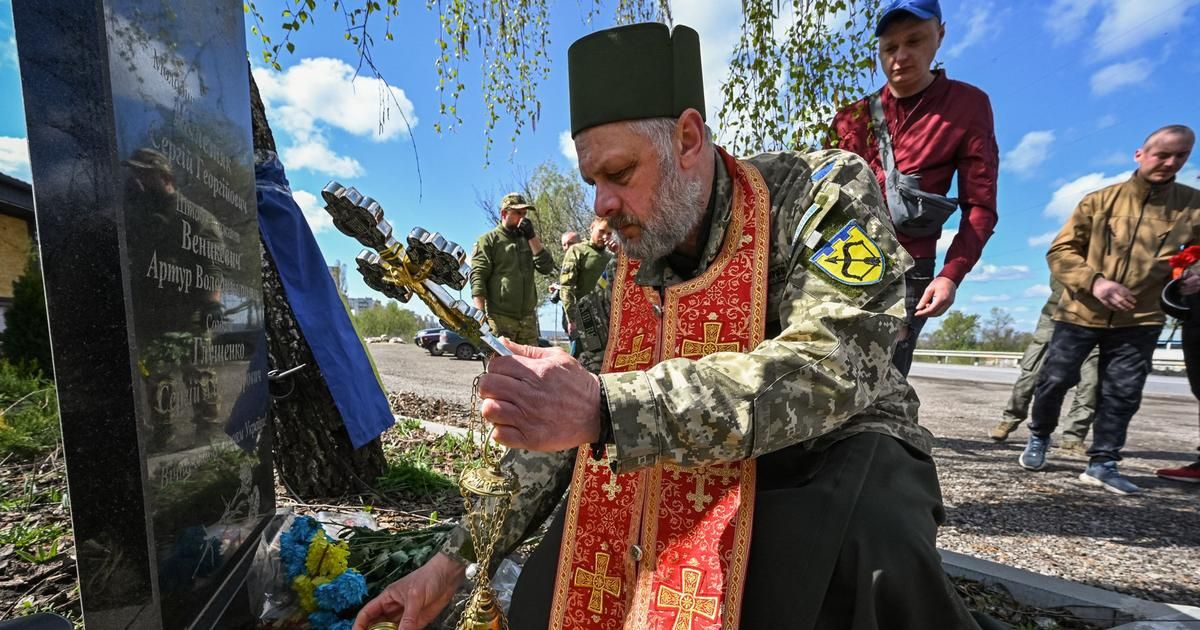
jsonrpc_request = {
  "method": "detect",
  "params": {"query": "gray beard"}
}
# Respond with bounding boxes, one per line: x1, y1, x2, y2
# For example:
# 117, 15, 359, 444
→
612, 162, 706, 261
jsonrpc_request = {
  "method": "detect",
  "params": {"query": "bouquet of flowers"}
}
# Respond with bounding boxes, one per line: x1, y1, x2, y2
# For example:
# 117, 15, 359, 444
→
1170, 245, 1200, 279
280, 516, 368, 630
267, 513, 457, 629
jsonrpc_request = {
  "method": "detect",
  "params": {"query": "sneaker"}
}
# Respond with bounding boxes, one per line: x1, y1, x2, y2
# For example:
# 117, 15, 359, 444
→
990, 420, 1021, 442
1057, 439, 1087, 458
1019, 435, 1050, 471
1156, 461, 1200, 483
1079, 461, 1141, 495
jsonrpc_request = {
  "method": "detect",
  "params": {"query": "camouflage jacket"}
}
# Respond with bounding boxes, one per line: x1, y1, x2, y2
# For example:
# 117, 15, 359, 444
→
559, 241, 612, 321
469, 225, 555, 318
442, 148, 931, 567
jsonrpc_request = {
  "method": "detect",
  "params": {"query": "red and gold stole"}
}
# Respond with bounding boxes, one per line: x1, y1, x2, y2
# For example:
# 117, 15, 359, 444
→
549, 150, 770, 630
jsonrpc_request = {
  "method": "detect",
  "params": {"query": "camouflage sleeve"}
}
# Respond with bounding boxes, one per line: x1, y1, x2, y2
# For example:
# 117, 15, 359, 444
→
558, 246, 581, 314
469, 234, 492, 299
439, 446, 575, 570
599, 150, 912, 474
533, 243, 555, 275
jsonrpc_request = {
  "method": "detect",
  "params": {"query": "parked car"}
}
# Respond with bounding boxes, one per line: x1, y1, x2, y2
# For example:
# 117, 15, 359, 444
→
414, 327, 444, 354
436, 329, 481, 360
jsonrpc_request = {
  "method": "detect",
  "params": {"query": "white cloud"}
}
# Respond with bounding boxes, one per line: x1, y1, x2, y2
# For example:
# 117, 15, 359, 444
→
292, 189, 332, 234
1045, 0, 1200, 58
936, 228, 958, 255
1003, 130, 1055, 175
966, 262, 1031, 282
253, 58, 417, 142
1044, 171, 1128, 218
1090, 59, 1150, 96
3, 34, 16, 68
1096, 114, 1118, 129
946, 2, 996, 58
1045, 0, 1101, 44
0, 136, 30, 180
971, 293, 1012, 304
281, 139, 364, 178
1023, 284, 1052, 299
1027, 230, 1058, 248
1092, 0, 1200, 59
559, 130, 578, 168
671, 0, 753, 143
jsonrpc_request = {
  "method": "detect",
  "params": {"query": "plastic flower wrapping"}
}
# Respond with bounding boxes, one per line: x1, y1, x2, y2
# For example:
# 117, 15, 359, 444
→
269, 513, 456, 629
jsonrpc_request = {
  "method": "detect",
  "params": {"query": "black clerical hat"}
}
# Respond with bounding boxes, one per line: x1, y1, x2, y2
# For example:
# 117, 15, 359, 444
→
567, 23, 705, 137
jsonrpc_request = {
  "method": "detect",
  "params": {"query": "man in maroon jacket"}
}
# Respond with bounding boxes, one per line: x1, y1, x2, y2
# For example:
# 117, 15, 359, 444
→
831, 0, 999, 376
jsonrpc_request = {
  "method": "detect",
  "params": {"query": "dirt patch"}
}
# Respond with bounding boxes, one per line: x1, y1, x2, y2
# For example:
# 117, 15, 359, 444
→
388, 391, 474, 429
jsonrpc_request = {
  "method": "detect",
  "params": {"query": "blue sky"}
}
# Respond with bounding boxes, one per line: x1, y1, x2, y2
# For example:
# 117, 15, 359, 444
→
1, 0, 1198, 333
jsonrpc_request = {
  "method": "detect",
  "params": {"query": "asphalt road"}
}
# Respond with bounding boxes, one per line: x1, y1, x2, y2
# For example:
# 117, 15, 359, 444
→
371, 341, 484, 405
910, 361, 1193, 398
371, 341, 1198, 457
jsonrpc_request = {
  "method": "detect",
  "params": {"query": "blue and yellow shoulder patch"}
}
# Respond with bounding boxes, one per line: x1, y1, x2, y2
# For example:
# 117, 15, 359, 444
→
808, 220, 885, 286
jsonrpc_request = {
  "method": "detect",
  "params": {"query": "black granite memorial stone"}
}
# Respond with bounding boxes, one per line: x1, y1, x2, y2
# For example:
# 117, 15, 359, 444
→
13, 1, 273, 628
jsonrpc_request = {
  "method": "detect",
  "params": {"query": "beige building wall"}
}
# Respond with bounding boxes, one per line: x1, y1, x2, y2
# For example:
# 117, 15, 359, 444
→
0, 214, 32, 299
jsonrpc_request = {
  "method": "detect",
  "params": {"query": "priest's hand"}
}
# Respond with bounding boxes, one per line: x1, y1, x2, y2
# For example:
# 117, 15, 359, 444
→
479, 339, 603, 451
352, 553, 465, 630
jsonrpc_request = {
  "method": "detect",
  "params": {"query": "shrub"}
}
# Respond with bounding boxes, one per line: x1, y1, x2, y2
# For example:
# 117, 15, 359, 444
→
1, 252, 52, 378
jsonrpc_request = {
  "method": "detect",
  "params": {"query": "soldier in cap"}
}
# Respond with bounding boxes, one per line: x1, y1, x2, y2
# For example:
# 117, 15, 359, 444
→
355, 23, 986, 630
469, 192, 555, 346
559, 218, 613, 357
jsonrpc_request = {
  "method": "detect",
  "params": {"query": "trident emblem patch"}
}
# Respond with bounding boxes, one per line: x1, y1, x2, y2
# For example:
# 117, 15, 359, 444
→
809, 220, 885, 286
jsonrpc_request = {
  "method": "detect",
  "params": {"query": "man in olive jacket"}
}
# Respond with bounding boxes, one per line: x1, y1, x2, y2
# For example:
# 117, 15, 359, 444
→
470, 192, 556, 345
1020, 125, 1200, 495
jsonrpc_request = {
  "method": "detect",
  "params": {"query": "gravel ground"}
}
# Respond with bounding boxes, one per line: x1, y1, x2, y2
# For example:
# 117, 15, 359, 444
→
371, 343, 1200, 608
913, 375, 1200, 608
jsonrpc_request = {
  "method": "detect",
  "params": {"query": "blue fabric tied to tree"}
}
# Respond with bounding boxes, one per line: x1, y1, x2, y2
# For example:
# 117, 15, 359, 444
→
255, 153, 393, 448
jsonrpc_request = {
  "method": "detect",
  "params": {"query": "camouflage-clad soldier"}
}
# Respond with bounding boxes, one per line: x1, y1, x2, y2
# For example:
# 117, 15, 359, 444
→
559, 218, 612, 354
992, 276, 1097, 454
469, 192, 555, 345
356, 23, 988, 630
572, 253, 617, 374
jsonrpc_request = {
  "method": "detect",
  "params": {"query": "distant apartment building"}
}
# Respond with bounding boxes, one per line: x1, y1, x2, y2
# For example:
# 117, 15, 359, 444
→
346, 297, 379, 313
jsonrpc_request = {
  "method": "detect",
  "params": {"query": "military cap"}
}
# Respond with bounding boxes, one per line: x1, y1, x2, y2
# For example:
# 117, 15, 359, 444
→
123, 148, 172, 172
500, 192, 533, 211
567, 22, 705, 137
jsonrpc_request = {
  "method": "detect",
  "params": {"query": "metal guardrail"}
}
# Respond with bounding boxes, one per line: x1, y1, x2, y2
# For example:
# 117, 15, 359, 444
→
912, 349, 1186, 371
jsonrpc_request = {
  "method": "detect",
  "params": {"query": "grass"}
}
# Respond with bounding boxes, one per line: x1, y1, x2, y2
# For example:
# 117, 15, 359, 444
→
0, 360, 60, 460
0, 475, 65, 511
0, 517, 70, 566
376, 420, 482, 500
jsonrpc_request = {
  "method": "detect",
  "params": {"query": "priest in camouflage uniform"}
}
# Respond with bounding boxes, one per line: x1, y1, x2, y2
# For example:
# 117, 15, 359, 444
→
355, 22, 988, 630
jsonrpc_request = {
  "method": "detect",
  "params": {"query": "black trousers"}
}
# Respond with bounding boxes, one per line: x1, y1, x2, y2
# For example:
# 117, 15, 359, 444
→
1029, 321, 1161, 464
892, 258, 936, 377
507, 433, 982, 630
1183, 322, 1200, 459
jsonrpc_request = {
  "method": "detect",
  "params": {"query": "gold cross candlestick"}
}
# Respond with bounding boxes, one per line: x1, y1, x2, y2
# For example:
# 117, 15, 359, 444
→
321, 180, 517, 629
321, 181, 510, 358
